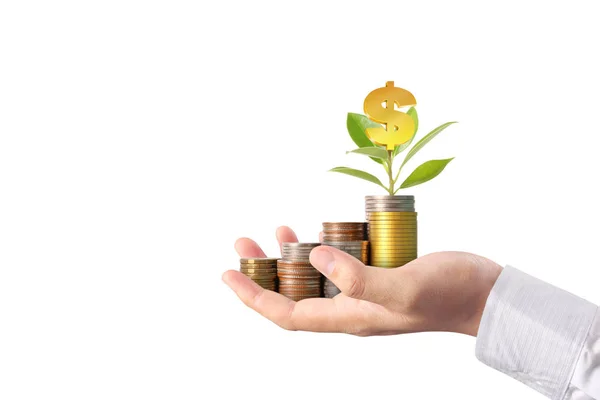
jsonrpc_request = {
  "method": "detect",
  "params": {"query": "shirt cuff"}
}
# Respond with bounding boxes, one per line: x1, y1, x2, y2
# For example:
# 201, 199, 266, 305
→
476, 265, 597, 400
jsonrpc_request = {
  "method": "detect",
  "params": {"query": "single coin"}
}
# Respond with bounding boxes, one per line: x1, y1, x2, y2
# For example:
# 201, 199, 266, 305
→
240, 266, 276, 271
322, 241, 368, 246
369, 219, 418, 223
240, 258, 280, 264
242, 273, 277, 279
371, 211, 418, 217
277, 260, 315, 265
370, 247, 417, 251
282, 242, 321, 248
278, 284, 321, 289
368, 218, 417, 223
323, 222, 366, 227
368, 229, 418, 233
366, 205, 414, 208
366, 195, 414, 200
278, 290, 322, 294
323, 232, 365, 236
368, 219, 417, 223
368, 219, 418, 223
369, 236, 418, 241
371, 256, 416, 260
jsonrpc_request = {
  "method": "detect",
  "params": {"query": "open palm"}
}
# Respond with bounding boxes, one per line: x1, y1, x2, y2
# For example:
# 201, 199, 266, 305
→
223, 226, 501, 337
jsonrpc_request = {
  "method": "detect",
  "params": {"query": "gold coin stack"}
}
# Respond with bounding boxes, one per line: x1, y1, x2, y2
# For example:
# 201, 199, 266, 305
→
322, 222, 369, 298
278, 243, 322, 301
239, 258, 278, 291
366, 196, 417, 268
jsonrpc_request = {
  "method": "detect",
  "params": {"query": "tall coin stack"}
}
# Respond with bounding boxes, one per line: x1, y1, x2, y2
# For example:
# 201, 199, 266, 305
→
239, 258, 278, 291
366, 195, 418, 268
278, 243, 322, 301
321, 222, 369, 298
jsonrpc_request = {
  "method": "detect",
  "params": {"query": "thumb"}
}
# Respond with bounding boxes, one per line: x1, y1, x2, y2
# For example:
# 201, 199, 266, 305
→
309, 245, 395, 304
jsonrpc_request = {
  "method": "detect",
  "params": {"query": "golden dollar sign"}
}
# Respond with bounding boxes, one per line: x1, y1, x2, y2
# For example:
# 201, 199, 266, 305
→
363, 81, 417, 150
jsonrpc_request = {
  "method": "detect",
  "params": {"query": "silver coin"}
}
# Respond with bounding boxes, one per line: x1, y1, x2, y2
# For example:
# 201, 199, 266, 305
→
282, 243, 321, 248
366, 195, 414, 200
366, 206, 415, 209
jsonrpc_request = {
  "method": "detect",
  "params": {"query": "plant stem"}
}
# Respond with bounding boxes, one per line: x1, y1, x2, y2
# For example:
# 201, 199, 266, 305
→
387, 150, 394, 195
393, 159, 403, 184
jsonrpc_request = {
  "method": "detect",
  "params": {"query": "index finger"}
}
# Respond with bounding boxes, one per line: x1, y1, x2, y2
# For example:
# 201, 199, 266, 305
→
234, 237, 267, 258
276, 226, 298, 254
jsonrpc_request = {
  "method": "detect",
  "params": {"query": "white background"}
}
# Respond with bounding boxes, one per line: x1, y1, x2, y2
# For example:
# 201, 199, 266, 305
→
1, 1, 599, 399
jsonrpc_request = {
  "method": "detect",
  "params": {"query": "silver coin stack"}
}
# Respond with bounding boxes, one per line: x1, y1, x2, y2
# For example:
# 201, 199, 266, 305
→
320, 241, 369, 298
281, 242, 321, 261
365, 195, 415, 221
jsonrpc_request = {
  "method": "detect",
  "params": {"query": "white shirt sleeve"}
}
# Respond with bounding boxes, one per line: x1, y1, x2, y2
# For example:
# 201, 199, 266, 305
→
475, 265, 599, 400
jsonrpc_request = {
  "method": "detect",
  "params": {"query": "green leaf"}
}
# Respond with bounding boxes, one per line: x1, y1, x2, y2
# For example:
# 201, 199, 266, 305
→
329, 167, 386, 190
400, 158, 454, 189
346, 113, 383, 164
400, 121, 457, 168
393, 107, 419, 157
346, 147, 389, 161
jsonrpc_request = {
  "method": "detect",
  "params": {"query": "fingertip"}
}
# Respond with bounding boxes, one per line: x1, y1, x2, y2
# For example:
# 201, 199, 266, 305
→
234, 237, 249, 252
222, 269, 236, 286
276, 226, 298, 243
309, 246, 335, 276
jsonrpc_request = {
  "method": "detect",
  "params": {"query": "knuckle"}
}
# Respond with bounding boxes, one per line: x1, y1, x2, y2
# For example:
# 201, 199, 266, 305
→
278, 303, 297, 331
346, 275, 366, 299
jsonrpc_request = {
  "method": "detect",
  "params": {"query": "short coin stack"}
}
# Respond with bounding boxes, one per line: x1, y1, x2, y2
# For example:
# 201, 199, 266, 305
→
239, 258, 279, 291
366, 196, 418, 268
321, 222, 369, 298
365, 195, 415, 220
278, 243, 322, 301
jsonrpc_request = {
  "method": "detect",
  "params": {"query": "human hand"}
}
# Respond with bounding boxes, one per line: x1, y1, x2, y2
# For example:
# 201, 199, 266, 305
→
223, 226, 502, 337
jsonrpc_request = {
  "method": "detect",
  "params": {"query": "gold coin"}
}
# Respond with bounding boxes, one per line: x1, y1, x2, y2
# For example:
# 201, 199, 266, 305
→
370, 251, 417, 255
368, 225, 419, 230
370, 250, 417, 254
368, 225, 417, 229
243, 274, 277, 279
369, 237, 417, 241
368, 216, 417, 220
240, 258, 280, 264
369, 236, 417, 240
240, 267, 276, 272
369, 245, 417, 249
370, 252, 417, 256
368, 224, 417, 228
369, 242, 417, 246
368, 222, 417, 225
370, 257, 416, 260
369, 238, 416, 241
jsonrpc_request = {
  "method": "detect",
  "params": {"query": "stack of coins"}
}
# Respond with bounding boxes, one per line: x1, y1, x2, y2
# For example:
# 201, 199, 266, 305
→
321, 222, 369, 298
366, 196, 417, 268
322, 222, 367, 242
239, 258, 278, 291
278, 243, 322, 301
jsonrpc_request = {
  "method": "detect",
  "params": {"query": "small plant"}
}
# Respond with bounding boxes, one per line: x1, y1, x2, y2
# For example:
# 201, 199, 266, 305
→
329, 109, 456, 194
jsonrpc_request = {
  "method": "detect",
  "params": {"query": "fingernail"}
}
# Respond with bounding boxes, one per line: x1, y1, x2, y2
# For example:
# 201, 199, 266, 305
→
310, 247, 335, 276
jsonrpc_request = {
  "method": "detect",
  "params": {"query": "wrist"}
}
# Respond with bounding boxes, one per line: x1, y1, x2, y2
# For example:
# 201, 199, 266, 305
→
457, 261, 503, 337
